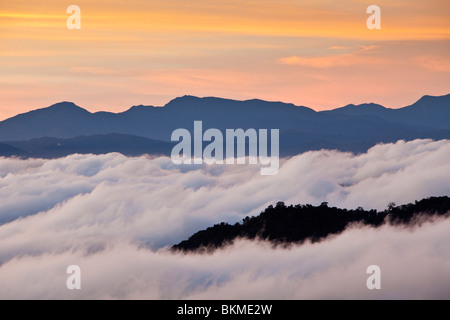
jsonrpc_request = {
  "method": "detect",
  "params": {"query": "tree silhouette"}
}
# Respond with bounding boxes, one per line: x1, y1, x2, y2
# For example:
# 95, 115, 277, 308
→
172, 196, 450, 252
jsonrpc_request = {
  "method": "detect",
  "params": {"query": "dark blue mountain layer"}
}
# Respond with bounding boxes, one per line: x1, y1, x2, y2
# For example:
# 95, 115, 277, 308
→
0, 94, 449, 158
172, 196, 450, 252
1, 134, 174, 159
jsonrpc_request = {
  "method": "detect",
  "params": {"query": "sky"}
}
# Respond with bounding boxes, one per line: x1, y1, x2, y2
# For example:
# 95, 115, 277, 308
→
0, 0, 449, 120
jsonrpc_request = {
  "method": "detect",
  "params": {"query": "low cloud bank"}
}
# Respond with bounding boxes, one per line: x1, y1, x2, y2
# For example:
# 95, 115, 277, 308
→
0, 139, 449, 298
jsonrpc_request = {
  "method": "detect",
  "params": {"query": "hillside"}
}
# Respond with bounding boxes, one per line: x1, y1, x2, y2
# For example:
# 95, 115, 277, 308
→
0, 94, 449, 158
172, 196, 450, 252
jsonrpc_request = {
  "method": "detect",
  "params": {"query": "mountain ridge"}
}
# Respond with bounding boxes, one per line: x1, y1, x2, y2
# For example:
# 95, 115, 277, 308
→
172, 196, 450, 252
5, 93, 449, 121
1, 133, 174, 159
0, 94, 449, 158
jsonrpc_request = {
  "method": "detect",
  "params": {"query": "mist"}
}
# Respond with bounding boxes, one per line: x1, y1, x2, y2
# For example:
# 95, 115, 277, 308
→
0, 139, 449, 299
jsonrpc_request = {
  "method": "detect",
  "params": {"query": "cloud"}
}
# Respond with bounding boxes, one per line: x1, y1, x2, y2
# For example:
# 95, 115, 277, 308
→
69, 67, 121, 76
414, 55, 450, 72
0, 220, 449, 299
329, 46, 347, 50
279, 45, 384, 68
0, 139, 449, 298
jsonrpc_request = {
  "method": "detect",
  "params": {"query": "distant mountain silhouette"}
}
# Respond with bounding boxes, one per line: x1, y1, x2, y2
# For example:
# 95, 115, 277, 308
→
323, 94, 450, 129
172, 196, 450, 252
0, 94, 449, 158
3, 134, 173, 159
0, 143, 29, 157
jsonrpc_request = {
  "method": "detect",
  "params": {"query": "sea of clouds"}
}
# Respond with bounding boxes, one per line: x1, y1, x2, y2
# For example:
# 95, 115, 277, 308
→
0, 139, 449, 299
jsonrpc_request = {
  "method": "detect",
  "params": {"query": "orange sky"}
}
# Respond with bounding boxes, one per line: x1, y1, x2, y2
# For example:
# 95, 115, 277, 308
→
0, 0, 449, 120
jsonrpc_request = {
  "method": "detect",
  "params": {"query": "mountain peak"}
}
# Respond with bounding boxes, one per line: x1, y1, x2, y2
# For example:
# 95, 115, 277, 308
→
46, 101, 89, 113
49, 101, 78, 107
408, 93, 450, 109
165, 95, 201, 106
125, 104, 157, 113
323, 102, 388, 115
345, 102, 386, 109
164, 95, 314, 113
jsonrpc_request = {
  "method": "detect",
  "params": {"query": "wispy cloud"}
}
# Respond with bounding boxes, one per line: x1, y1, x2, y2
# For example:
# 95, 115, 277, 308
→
1, 1, 450, 117
279, 45, 384, 68
413, 55, 450, 72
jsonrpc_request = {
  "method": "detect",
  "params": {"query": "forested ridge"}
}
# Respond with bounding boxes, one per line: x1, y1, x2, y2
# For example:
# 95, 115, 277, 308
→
173, 196, 450, 252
